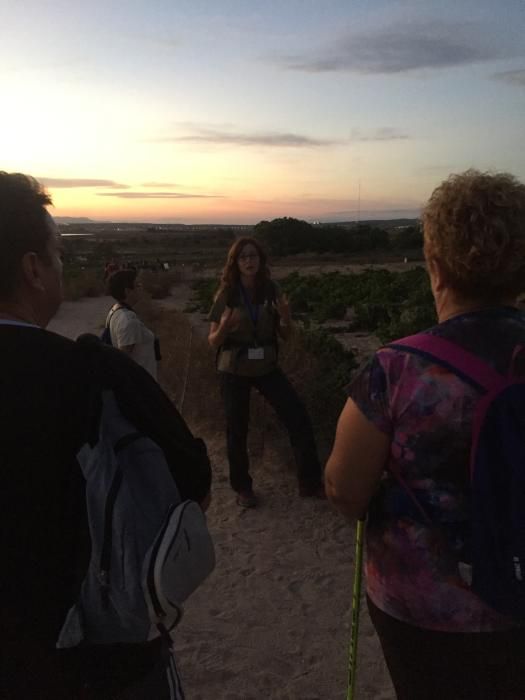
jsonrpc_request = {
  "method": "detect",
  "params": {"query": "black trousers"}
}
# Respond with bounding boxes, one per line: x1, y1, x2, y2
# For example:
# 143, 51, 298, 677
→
367, 596, 525, 700
220, 369, 321, 492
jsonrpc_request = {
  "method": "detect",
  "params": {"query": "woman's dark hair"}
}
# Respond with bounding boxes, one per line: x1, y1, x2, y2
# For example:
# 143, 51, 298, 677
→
0, 172, 53, 299
107, 269, 137, 302
214, 237, 270, 301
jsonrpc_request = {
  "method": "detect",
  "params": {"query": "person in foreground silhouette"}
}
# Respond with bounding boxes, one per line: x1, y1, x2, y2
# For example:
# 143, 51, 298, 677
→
326, 170, 525, 699
0, 172, 211, 699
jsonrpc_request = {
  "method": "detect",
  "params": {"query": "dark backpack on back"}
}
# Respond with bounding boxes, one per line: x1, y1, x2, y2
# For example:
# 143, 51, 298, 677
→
100, 326, 112, 345
389, 332, 525, 620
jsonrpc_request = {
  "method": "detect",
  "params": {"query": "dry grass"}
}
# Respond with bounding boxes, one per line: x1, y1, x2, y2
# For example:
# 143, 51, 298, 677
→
140, 270, 183, 299
63, 268, 105, 301
140, 302, 222, 432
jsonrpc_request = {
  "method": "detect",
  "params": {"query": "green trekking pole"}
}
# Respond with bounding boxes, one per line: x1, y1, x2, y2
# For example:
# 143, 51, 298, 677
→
347, 517, 366, 700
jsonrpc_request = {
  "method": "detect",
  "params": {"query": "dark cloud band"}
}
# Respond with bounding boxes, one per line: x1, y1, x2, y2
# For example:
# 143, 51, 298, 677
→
97, 191, 224, 199
141, 181, 180, 187
153, 124, 408, 147
279, 21, 501, 75
155, 127, 338, 147
493, 69, 525, 86
39, 178, 129, 189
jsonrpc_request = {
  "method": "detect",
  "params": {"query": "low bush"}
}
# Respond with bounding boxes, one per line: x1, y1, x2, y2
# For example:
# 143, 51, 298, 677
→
63, 267, 105, 301
140, 270, 181, 299
280, 266, 435, 341
282, 326, 357, 435
188, 278, 218, 312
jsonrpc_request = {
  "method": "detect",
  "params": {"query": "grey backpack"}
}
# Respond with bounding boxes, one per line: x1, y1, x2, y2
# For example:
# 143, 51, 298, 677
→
57, 390, 215, 648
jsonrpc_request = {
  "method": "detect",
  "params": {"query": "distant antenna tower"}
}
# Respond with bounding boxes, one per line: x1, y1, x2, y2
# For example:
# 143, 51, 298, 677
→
357, 180, 361, 226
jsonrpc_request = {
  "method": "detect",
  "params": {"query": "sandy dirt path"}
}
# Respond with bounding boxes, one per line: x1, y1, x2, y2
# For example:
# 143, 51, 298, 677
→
49, 290, 394, 700
48, 295, 113, 339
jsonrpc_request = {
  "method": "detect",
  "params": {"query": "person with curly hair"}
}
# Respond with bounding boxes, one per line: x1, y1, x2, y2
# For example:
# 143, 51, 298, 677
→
208, 237, 324, 507
326, 170, 525, 699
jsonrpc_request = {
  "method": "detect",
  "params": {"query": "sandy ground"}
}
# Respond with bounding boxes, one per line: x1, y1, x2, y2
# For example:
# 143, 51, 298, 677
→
48, 295, 114, 339
49, 288, 394, 700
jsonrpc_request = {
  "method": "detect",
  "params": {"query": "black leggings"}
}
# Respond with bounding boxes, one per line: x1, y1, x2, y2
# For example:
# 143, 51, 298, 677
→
367, 596, 525, 700
220, 369, 321, 492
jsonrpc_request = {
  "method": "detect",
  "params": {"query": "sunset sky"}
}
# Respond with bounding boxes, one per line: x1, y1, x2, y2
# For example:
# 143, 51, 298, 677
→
2, 0, 524, 223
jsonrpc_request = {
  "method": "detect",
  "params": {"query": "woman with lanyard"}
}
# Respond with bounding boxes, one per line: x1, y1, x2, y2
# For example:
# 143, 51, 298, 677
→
208, 237, 324, 508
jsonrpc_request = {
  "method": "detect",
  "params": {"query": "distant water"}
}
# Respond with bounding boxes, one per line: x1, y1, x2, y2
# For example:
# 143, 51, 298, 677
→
61, 233, 94, 237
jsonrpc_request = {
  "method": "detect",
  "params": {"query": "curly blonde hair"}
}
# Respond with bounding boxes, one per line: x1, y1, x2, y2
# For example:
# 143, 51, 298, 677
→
423, 169, 525, 301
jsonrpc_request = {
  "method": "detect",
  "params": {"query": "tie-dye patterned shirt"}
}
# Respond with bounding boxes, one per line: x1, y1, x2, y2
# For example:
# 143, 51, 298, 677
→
348, 307, 525, 632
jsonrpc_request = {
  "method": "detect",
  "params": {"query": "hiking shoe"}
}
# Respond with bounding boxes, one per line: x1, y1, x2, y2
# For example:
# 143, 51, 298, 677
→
299, 482, 327, 499
236, 490, 258, 508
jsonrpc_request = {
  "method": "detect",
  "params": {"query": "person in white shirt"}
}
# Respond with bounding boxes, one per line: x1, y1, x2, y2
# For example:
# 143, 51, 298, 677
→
106, 270, 158, 380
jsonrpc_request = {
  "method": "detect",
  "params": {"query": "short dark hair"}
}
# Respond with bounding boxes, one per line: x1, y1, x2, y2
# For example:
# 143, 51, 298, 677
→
0, 172, 53, 298
107, 269, 137, 302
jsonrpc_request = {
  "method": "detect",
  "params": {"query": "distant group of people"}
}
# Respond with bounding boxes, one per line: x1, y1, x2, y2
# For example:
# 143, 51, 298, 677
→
103, 258, 170, 282
2, 167, 525, 699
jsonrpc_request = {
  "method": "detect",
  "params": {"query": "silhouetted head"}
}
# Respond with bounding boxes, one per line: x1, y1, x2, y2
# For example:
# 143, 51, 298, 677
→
107, 269, 141, 306
423, 169, 525, 304
0, 172, 63, 326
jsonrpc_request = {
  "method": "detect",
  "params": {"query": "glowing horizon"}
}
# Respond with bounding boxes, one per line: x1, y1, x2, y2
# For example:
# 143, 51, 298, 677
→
2, 1, 524, 224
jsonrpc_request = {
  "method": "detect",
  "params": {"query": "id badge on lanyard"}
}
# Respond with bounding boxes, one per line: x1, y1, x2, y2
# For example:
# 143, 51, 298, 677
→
248, 347, 264, 360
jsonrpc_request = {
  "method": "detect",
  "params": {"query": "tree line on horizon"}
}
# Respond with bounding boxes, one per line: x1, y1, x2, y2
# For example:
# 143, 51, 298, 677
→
253, 217, 422, 256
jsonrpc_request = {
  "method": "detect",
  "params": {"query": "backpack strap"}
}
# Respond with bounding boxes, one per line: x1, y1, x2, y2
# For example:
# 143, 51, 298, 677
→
105, 303, 130, 329
386, 332, 512, 524
105, 304, 118, 328
389, 333, 506, 393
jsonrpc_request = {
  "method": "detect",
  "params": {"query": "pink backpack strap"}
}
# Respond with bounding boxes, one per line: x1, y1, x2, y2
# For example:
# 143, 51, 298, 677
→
390, 333, 505, 393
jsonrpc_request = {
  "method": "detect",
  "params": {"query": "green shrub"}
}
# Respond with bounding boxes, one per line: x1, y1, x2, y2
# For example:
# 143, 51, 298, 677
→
63, 267, 104, 301
277, 325, 357, 437
190, 278, 219, 312
280, 266, 435, 338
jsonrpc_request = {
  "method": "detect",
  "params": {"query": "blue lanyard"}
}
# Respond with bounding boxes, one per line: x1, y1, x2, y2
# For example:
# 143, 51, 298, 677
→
239, 284, 259, 327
